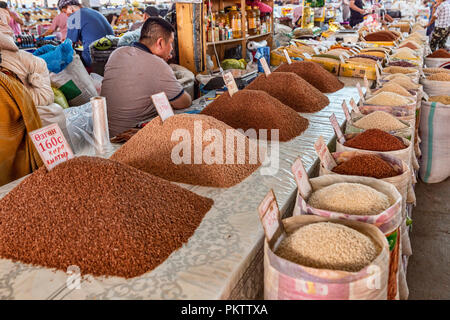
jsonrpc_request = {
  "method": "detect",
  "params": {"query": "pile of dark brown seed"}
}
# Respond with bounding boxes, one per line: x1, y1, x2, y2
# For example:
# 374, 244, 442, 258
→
0, 156, 213, 278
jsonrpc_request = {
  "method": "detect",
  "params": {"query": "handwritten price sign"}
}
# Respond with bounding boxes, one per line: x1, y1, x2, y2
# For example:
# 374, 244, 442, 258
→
30, 123, 74, 171
152, 92, 174, 122
222, 71, 238, 97
258, 189, 282, 243
259, 57, 271, 76
291, 157, 312, 200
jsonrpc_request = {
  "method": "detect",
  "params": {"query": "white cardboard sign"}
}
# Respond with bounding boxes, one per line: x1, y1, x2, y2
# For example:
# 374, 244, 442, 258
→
283, 49, 292, 64
350, 97, 361, 113
291, 157, 312, 200
303, 52, 313, 60
314, 136, 337, 171
342, 100, 352, 122
330, 113, 346, 145
152, 92, 174, 122
260, 57, 271, 76
356, 82, 365, 105
258, 189, 283, 243
222, 71, 239, 97
30, 123, 74, 171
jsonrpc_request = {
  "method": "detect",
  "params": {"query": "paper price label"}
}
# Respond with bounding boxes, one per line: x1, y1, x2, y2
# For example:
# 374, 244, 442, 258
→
314, 136, 337, 171
283, 49, 292, 64
330, 113, 346, 145
342, 100, 351, 122
313, 47, 320, 55
258, 190, 282, 243
302, 52, 312, 60
259, 57, 271, 76
375, 64, 381, 85
423, 91, 429, 100
350, 98, 360, 113
349, 49, 358, 55
222, 71, 238, 97
339, 55, 346, 64
342, 52, 350, 59
356, 82, 365, 105
376, 60, 383, 71
291, 157, 312, 200
30, 123, 74, 171
152, 92, 174, 122
364, 75, 370, 92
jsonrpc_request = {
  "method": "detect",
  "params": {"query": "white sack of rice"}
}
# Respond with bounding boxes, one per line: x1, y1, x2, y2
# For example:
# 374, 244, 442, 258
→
353, 111, 408, 131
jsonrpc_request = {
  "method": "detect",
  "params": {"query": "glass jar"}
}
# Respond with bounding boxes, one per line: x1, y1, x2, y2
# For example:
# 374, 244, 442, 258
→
253, 6, 261, 35
228, 6, 242, 39
246, 6, 257, 36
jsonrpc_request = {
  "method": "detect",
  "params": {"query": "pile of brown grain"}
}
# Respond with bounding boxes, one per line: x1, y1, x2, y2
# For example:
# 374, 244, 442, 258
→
110, 114, 261, 187
426, 73, 450, 81
427, 49, 450, 58
364, 31, 397, 41
0, 157, 213, 278
245, 72, 329, 112
274, 61, 344, 93
200, 90, 309, 142
332, 154, 399, 179
275, 222, 380, 272
373, 83, 413, 97
429, 96, 450, 105
383, 66, 417, 74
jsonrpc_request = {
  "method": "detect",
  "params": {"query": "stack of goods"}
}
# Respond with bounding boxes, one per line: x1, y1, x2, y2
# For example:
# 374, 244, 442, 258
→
110, 114, 261, 188
245, 72, 330, 112
273, 61, 344, 93
200, 90, 309, 142
0, 157, 213, 278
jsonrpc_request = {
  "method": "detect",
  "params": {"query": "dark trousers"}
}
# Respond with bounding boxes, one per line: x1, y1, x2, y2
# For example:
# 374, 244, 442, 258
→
430, 27, 450, 52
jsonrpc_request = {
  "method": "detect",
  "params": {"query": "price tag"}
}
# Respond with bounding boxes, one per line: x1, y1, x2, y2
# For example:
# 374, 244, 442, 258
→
30, 123, 74, 171
259, 57, 271, 76
342, 51, 350, 59
354, 44, 363, 50
222, 71, 238, 97
313, 47, 320, 54
356, 82, 365, 105
314, 136, 337, 171
283, 49, 292, 64
303, 52, 313, 60
375, 64, 381, 85
349, 48, 358, 55
376, 60, 383, 71
342, 100, 352, 122
330, 113, 346, 145
350, 97, 360, 113
339, 55, 346, 64
258, 189, 283, 243
364, 75, 370, 92
291, 157, 312, 200
152, 92, 174, 122
423, 91, 429, 100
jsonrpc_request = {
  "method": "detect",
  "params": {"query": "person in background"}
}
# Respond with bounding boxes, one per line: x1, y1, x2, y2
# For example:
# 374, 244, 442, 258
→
426, 0, 437, 38
22, 12, 35, 31
0, 1, 23, 35
427, 0, 450, 51
58, 0, 113, 67
41, 9, 68, 40
117, 6, 160, 46
130, 6, 159, 31
106, 13, 119, 27
349, 0, 368, 27
101, 17, 191, 137
342, 0, 351, 22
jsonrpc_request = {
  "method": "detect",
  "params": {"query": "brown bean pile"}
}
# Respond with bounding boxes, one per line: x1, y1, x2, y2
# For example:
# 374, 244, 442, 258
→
200, 90, 309, 142
344, 129, 407, 152
427, 49, 450, 58
0, 157, 213, 278
111, 114, 261, 187
245, 72, 330, 112
273, 61, 344, 93
332, 154, 399, 179
364, 31, 397, 41
427, 73, 450, 81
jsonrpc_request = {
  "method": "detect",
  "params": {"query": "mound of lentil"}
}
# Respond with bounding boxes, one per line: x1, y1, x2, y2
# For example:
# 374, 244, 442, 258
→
364, 31, 397, 41
111, 114, 261, 188
383, 66, 417, 74
399, 42, 421, 50
200, 90, 309, 141
429, 95, 450, 105
427, 49, 450, 58
373, 83, 412, 97
385, 78, 420, 90
423, 67, 450, 74
275, 222, 380, 272
274, 61, 344, 93
426, 73, 450, 81
387, 61, 417, 68
307, 182, 391, 216
332, 154, 398, 179
245, 72, 329, 112
0, 157, 213, 278
365, 92, 412, 106
344, 129, 407, 151
354, 111, 408, 131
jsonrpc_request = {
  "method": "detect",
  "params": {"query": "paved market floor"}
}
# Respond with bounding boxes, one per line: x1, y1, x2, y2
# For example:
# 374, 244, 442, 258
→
407, 178, 450, 300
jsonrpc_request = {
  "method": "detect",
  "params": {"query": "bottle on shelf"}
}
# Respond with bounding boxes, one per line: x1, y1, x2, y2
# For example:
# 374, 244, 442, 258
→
253, 6, 261, 35
217, 10, 227, 41
228, 6, 242, 39
246, 6, 257, 36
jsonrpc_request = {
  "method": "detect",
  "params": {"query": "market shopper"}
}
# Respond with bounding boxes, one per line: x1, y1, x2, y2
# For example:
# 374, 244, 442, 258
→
58, 0, 113, 67
41, 10, 68, 40
118, 6, 160, 46
427, 0, 450, 51
349, 0, 368, 27
101, 17, 192, 137
0, 1, 23, 35
130, 6, 160, 31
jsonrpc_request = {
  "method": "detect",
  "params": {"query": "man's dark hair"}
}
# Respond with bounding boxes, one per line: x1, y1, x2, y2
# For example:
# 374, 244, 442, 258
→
139, 17, 175, 45
23, 12, 31, 17
0, 1, 7, 9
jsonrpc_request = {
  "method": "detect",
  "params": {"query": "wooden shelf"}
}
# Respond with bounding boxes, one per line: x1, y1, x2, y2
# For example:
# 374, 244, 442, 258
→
206, 33, 272, 46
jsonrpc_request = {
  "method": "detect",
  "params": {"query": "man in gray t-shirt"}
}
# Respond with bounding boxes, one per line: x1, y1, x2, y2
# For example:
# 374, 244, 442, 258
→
101, 17, 191, 137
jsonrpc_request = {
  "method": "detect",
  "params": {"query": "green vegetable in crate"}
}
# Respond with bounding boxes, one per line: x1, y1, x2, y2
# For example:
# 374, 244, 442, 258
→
52, 87, 69, 109
94, 38, 112, 51
221, 59, 245, 70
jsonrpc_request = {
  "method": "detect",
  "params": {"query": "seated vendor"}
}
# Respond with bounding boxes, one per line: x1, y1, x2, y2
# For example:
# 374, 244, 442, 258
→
101, 17, 192, 137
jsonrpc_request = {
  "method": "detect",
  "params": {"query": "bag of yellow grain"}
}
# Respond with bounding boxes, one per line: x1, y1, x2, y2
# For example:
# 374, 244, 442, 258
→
259, 189, 390, 300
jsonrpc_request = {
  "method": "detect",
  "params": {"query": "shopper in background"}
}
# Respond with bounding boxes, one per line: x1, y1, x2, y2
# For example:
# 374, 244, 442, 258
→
0, 1, 23, 35
349, 0, 368, 27
342, 0, 351, 22
22, 12, 36, 32
117, 6, 160, 47
41, 9, 68, 40
101, 17, 191, 137
427, 0, 450, 51
58, 0, 113, 67
106, 13, 119, 27
426, 0, 437, 37
130, 6, 160, 31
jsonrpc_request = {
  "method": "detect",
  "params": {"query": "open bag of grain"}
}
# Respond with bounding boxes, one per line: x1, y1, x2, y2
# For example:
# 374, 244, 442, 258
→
259, 190, 390, 300
424, 49, 450, 69
381, 66, 420, 82
420, 73, 450, 97
418, 100, 450, 184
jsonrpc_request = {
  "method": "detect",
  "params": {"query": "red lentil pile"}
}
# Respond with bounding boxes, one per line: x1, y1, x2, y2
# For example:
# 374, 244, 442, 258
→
245, 72, 330, 112
201, 90, 309, 141
0, 157, 213, 278
364, 31, 398, 41
332, 154, 399, 179
344, 129, 407, 152
111, 114, 261, 188
274, 61, 344, 93
427, 49, 450, 58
